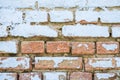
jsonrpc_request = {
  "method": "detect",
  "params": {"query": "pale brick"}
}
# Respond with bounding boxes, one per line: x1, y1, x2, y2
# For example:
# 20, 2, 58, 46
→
25, 11, 48, 23
112, 27, 120, 37
94, 73, 117, 80
0, 9, 22, 24
10, 24, 58, 37
0, 57, 31, 71
75, 11, 120, 23
39, 0, 86, 8
49, 10, 73, 22
0, 25, 8, 37
62, 24, 109, 37
0, 41, 18, 53
47, 41, 70, 53
21, 41, 44, 53
85, 57, 120, 71
0, 73, 17, 80
43, 72, 67, 80
19, 72, 42, 80
35, 57, 82, 69
72, 42, 95, 55
97, 42, 119, 54
0, 0, 36, 8
70, 72, 92, 80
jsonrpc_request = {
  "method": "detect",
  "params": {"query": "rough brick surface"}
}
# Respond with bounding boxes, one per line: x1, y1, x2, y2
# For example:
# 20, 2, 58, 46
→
0, 73, 17, 80
19, 72, 42, 80
85, 57, 120, 71
72, 42, 95, 55
21, 41, 44, 53
62, 24, 109, 37
94, 73, 118, 80
35, 57, 82, 69
43, 72, 67, 80
0, 41, 18, 53
97, 42, 119, 54
47, 41, 70, 53
49, 10, 73, 22
70, 72, 92, 80
0, 57, 31, 71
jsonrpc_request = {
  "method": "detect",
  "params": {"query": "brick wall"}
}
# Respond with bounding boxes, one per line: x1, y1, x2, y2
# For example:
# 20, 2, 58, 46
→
0, 0, 120, 80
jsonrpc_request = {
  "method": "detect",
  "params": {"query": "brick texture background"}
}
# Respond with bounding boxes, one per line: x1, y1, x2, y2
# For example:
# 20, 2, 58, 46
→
0, 0, 120, 80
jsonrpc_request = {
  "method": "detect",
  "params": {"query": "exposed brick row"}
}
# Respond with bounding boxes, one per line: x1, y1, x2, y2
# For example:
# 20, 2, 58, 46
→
0, 72, 119, 80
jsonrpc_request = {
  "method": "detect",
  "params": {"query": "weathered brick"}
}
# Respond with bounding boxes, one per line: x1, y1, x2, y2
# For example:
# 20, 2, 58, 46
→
112, 26, 120, 37
62, 24, 109, 37
0, 9, 22, 24
19, 72, 42, 80
0, 57, 31, 71
85, 57, 120, 71
43, 72, 67, 80
94, 73, 118, 80
21, 41, 44, 54
47, 41, 70, 53
0, 25, 8, 37
0, 73, 17, 80
72, 42, 95, 55
70, 72, 92, 80
75, 11, 120, 23
10, 24, 58, 37
97, 42, 119, 54
25, 11, 48, 23
49, 10, 73, 22
0, 41, 18, 53
35, 57, 82, 69
0, 0, 36, 8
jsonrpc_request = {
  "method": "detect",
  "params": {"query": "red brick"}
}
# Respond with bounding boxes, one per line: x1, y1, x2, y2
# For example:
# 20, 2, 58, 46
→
85, 57, 120, 71
21, 41, 44, 53
94, 73, 117, 80
0, 57, 32, 71
47, 41, 70, 53
35, 57, 82, 69
0, 73, 17, 80
19, 72, 42, 80
70, 72, 92, 80
97, 42, 119, 54
72, 42, 95, 55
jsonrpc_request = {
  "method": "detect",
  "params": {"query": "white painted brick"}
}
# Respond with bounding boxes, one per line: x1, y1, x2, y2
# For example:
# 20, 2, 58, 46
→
0, 9, 22, 24
10, 24, 58, 37
0, 57, 31, 71
86, 0, 120, 7
0, 41, 18, 53
49, 10, 73, 22
94, 73, 117, 80
62, 24, 109, 37
112, 27, 120, 37
0, 25, 8, 37
0, 0, 36, 8
43, 72, 67, 80
75, 11, 120, 23
0, 73, 17, 80
25, 11, 48, 23
39, 0, 86, 8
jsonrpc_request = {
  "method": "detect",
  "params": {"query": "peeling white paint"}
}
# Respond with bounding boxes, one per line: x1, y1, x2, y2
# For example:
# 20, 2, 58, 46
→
31, 73, 41, 80
0, 26, 8, 37
115, 58, 120, 67
78, 44, 89, 49
102, 44, 118, 51
0, 73, 16, 80
95, 73, 115, 79
112, 27, 120, 37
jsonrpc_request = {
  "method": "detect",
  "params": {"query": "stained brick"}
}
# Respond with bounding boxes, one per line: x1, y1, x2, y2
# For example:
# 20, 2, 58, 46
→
35, 57, 82, 69
0, 57, 31, 71
43, 72, 67, 80
21, 41, 44, 53
0, 73, 17, 80
47, 41, 70, 53
97, 42, 119, 54
70, 72, 92, 80
72, 42, 95, 55
19, 72, 42, 80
